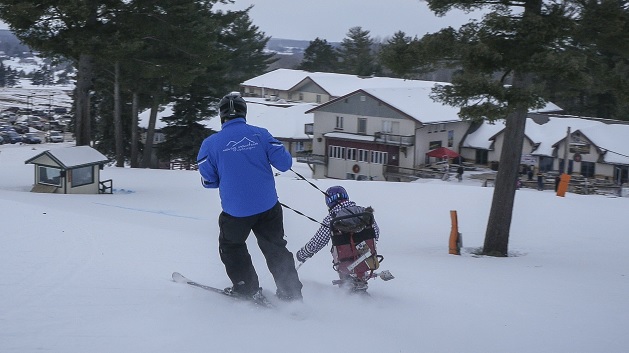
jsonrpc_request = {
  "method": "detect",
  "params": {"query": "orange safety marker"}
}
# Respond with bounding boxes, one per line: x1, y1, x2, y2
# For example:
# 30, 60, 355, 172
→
449, 210, 461, 255
556, 173, 571, 197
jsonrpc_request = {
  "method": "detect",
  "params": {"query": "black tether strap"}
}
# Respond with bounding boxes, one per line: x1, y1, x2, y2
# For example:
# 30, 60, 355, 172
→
290, 168, 329, 196
278, 169, 332, 228
280, 202, 328, 228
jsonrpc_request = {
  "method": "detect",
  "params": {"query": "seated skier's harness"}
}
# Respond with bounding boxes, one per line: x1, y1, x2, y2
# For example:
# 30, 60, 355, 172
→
329, 206, 383, 280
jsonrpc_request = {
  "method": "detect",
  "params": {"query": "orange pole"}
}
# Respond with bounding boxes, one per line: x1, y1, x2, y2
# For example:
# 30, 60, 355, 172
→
449, 210, 461, 255
556, 173, 571, 197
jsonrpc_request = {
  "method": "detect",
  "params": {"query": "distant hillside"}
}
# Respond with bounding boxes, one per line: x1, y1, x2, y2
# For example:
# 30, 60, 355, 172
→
266, 38, 310, 55
0, 29, 30, 57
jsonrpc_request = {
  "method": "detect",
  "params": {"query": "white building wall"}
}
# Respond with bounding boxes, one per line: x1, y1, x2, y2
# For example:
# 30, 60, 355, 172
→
414, 121, 470, 165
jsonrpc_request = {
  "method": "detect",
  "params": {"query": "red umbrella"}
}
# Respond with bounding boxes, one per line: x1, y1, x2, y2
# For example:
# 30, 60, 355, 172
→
426, 147, 460, 158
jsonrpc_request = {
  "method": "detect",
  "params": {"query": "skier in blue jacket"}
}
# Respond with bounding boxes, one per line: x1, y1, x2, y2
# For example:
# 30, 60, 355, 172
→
197, 92, 303, 302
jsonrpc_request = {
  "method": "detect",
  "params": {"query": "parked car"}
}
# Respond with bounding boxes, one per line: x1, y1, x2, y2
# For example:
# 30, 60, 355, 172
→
23, 132, 42, 144
45, 130, 64, 143
0, 130, 24, 144
13, 123, 30, 134
49, 120, 67, 131
27, 116, 46, 130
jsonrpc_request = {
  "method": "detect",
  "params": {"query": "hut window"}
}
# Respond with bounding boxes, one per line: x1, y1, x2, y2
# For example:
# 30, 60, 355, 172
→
71, 166, 94, 187
38, 166, 62, 186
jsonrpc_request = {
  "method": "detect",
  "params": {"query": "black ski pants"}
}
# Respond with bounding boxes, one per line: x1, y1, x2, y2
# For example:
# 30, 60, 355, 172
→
218, 202, 303, 298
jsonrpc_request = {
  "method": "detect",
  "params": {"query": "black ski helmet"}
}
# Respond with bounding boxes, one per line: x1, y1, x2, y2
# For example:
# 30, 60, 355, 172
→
219, 92, 247, 123
325, 185, 349, 209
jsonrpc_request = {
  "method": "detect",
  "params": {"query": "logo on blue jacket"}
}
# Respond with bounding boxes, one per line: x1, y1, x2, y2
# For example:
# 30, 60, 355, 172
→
223, 137, 258, 152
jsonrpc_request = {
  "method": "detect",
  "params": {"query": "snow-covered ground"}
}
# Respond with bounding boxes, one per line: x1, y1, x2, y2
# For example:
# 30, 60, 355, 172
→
1, 142, 628, 353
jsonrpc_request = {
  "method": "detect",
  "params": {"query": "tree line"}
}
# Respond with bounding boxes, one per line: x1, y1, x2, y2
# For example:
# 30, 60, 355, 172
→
0, 0, 273, 169
0, 62, 19, 87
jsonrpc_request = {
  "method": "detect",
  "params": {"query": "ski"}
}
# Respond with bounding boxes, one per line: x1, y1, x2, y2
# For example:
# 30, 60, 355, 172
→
171, 272, 274, 309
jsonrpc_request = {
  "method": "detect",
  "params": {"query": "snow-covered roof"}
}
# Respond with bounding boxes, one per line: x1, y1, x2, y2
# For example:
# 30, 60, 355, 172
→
138, 105, 174, 130
242, 68, 444, 97
525, 117, 598, 156
138, 100, 313, 140
307, 85, 561, 125
204, 101, 315, 140
461, 121, 506, 149
25, 146, 109, 169
576, 123, 629, 165
242, 69, 317, 91
463, 116, 629, 165
360, 87, 462, 124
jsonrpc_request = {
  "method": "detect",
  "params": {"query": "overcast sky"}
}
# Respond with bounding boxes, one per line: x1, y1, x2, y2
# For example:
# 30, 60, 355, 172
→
0, 1, 483, 42
217, 0, 483, 42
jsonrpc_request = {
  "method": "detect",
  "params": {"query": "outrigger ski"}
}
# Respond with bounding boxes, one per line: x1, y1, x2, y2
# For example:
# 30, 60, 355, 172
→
172, 272, 274, 309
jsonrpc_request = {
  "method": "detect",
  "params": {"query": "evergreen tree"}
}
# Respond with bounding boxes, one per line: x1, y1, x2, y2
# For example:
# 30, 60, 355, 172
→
552, 0, 629, 120
0, 62, 6, 87
379, 31, 420, 78
420, 0, 583, 256
157, 10, 272, 165
219, 11, 276, 85
157, 92, 216, 168
337, 27, 377, 76
6, 66, 18, 86
298, 38, 339, 72
31, 65, 54, 86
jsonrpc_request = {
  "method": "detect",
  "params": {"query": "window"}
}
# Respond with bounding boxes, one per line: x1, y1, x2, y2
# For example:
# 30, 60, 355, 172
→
335, 116, 344, 130
71, 166, 94, 187
371, 151, 388, 164
429, 141, 442, 150
558, 159, 574, 174
295, 141, 305, 152
382, 120, 399, 134
539, 156, 554, 172
427, 125, 440, 133
298, 93, 304, 101
316, 95, 321, 103
329, 145, 345, 159
357, 118, 367, 134
580, 161, 595, 178
475, 150, 488, 165
382, 121, 392, 133
38, 166, 62, 186
347, 148, 357, 161
358, 149, 369, 162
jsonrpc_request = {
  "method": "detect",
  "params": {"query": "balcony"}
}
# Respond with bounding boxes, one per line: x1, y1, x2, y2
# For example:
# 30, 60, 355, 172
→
374, 132, 415, 146
295, 152, 326, 165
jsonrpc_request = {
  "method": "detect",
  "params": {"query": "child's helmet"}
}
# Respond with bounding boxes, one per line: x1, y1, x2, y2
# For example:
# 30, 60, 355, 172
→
325, 186, 349, 209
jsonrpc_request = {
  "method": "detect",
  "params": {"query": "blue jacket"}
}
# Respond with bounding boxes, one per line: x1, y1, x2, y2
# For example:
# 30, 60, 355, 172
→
197, 118, 292, 217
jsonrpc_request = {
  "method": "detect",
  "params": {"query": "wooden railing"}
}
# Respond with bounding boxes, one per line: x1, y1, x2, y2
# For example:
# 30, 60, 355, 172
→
170, 160, 198, 170
295, 152, 326, 165
99, 179, 113, 194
